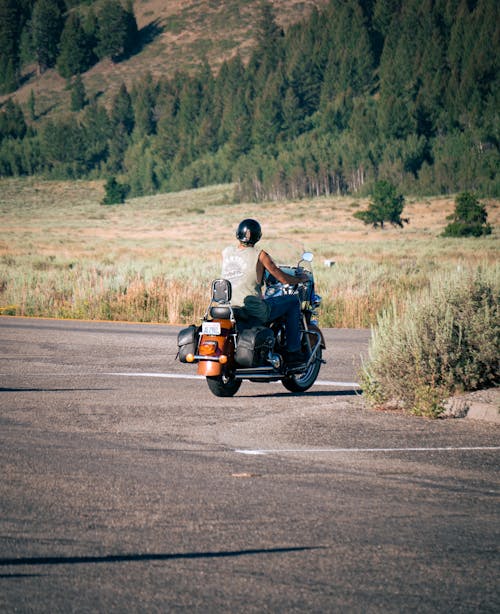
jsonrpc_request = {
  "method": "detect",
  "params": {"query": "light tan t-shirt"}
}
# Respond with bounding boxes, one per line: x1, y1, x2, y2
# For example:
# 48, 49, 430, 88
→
221, 245, 270, 321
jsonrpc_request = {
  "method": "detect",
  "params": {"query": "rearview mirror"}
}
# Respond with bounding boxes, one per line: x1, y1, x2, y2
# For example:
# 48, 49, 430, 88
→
302, 252, 313, 262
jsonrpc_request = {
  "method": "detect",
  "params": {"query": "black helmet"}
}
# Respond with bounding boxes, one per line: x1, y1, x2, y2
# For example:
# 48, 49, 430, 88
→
236, 218, 262, 245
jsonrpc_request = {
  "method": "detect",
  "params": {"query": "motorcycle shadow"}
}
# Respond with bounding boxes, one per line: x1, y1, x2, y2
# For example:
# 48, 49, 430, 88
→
238, 388, 363, 398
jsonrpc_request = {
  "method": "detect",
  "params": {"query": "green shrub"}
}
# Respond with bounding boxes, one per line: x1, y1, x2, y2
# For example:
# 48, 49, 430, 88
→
353, 180, 408, 228
102, 176, 128, 205
360, 269, 499, 418
442, 192, 492, 237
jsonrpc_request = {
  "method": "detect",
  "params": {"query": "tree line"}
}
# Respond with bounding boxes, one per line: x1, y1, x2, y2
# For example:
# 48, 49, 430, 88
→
0, 0, 498, 200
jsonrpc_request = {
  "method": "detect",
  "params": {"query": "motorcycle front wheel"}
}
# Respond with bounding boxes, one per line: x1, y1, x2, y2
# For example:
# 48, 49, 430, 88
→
206, 375, 242, 397
281, 347, 322, 393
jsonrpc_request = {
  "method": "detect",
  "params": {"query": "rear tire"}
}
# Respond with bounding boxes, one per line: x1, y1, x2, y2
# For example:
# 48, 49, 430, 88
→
282, 347, 322, 393
206, 375, 242, 397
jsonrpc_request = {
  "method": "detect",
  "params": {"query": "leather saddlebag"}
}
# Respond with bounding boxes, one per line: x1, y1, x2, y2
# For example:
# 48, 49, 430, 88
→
235, 326, 274, 367
177, 325, 200, 362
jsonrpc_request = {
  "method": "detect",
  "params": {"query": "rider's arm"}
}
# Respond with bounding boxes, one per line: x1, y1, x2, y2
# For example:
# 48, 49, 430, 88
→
258, 250, 308, 285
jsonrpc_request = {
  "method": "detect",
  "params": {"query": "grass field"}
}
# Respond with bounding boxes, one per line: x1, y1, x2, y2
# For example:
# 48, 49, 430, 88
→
0, 178, 499, 327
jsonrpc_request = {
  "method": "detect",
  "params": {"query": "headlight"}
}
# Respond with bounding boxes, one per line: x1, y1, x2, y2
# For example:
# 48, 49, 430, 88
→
312, 293, 322, 307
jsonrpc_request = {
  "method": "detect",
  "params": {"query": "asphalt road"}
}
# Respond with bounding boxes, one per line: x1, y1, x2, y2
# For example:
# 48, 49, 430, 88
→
0, 317, 499, 613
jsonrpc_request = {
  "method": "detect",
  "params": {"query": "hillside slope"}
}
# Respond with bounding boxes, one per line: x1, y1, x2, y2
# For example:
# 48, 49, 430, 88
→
7, 0, 329, 116
1, 0, 497, 199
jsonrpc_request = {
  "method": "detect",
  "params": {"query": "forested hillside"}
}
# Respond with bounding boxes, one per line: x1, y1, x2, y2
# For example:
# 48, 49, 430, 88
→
0, 0, 498, 200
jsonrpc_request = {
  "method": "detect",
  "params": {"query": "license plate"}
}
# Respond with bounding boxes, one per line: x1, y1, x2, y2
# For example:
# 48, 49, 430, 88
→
202, 321, 221, 335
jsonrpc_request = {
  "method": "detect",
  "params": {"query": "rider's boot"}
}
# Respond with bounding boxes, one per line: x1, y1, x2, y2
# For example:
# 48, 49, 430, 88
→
285, 349, 306, 367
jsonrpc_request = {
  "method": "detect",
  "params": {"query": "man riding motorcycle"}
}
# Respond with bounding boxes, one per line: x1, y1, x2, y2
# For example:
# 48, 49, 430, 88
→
221, 218, 309, 366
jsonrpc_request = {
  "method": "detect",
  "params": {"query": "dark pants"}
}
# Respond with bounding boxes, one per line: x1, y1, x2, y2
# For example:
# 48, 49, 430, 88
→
265, 294, 302, 352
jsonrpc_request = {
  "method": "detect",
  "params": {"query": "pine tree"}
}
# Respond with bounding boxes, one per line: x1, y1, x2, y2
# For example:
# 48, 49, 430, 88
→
215, 55, 247, 145
153, 90, 179, 182
95, 0, 138, 61
255, 0, 284, 78
124, 137, 158, 196
251, 71, 283, 149
132, 73, 157, 137
111, 82, 134, 134
102, 176, 128, 204
28, 88, 36, 120
40, 118, 86, 174
70, 74, 87, 112
81, 101, 111, 170
227, 100, 252, 159
420, 2, 448, 123
57, 12, 95, 78
377, 1, 420, 140
82, 6, 98, 49
19, 19, 35, 68
284, 13, 325, 117
177, 78, 202, 142
31, 0, 63, 73
446, 0, 499, 135
0, 0, 21, 93
354, 180, 407, 228
319, 0, 374, 102
0, 56, 18, 94
442, 191, 492, 237
194, 60, 218, 154
281, 86, 302, 139
106, 123, 128, 173
373, 0, 401, 36
348, 97, 378, 145
0, 98, 27, 142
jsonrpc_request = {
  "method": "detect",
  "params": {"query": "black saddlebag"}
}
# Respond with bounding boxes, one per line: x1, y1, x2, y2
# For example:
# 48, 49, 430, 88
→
235, 326, 274, 367
177, 325, 200, 362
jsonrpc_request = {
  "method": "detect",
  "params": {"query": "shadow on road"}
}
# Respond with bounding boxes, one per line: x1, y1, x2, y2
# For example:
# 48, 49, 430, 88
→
0, 388, 112, 393
0, 546, 319, 568
239, 389, 362, 398
0, 573, 45, 578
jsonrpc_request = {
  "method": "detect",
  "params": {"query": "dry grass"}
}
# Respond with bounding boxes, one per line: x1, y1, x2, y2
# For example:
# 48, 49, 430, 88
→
0, 178, 499, 326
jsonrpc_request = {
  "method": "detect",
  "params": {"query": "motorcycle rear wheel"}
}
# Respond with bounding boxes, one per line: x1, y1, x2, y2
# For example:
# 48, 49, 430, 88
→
206, 375, 242, 397
282, 347, 322, 393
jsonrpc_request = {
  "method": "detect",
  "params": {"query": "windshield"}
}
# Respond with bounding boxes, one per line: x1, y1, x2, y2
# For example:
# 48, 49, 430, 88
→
260, 239, 313, 272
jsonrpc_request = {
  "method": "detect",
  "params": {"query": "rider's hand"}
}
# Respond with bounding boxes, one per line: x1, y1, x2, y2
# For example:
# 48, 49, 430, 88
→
297, 272, 309, 283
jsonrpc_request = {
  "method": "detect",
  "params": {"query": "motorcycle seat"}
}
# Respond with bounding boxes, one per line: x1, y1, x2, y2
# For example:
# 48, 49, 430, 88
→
210, 305, 251, 321
210, 305, 232, 319
209, 306, 262, 328
209, 305, 250, 320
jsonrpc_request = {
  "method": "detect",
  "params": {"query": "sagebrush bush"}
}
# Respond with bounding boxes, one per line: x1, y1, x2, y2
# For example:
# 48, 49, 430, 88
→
360, 268, 499, 418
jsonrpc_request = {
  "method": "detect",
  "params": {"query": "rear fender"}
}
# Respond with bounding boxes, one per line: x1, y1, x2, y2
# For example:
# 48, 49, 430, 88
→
196, 320, 235, 376
197, 360, 222, 377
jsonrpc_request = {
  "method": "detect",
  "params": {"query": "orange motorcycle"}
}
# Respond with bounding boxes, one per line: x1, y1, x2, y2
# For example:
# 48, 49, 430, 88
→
177, 252, 325, 397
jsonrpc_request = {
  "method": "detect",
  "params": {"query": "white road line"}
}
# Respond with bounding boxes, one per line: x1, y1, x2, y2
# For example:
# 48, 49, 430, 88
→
235, 446, 500, 455
316, 380, 360, 388
106, 372, 360, 387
